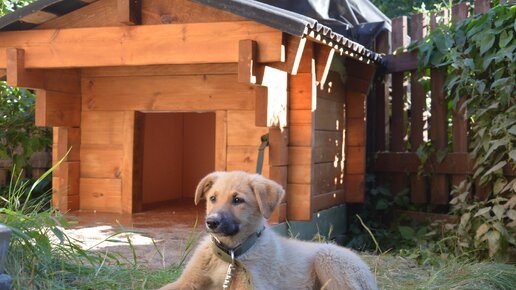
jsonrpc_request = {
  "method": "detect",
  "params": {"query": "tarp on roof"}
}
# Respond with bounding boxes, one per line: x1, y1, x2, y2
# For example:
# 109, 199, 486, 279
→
256, 0, 391, 48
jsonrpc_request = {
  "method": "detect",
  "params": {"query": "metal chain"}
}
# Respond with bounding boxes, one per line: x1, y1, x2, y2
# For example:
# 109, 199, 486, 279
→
222, 250, 236, 290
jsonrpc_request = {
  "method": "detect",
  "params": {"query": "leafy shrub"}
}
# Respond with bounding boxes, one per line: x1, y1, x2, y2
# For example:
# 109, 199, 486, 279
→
0, 82, 51, 174
413, 3, 515, 260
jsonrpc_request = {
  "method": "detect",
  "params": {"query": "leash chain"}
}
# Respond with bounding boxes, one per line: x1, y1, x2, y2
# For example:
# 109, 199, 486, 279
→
222, 250, 236, 290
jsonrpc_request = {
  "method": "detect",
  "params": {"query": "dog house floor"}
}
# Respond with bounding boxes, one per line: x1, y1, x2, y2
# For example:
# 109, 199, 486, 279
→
65, 199, 205, 268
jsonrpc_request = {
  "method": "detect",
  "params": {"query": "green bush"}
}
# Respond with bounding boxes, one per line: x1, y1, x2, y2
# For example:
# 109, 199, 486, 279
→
415, 3, 515, 260
0, 82, 51, 175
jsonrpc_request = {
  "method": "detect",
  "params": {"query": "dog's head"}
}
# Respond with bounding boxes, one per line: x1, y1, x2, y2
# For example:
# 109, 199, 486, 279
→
194, 171, 284, 242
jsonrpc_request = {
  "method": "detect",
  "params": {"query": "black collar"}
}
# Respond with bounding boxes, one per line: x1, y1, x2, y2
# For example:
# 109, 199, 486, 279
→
211, 227, 265, 264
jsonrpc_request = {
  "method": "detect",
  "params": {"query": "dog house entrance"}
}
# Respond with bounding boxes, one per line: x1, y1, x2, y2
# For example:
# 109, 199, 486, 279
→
134, 112, 215, 211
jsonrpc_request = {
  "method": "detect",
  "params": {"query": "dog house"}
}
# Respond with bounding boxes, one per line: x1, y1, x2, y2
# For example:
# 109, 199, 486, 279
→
0, 0, 390, 223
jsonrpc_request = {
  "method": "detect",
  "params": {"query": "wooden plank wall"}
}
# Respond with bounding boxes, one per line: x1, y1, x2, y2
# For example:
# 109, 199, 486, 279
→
373, 0, 516, 204
311, 71, 346, 211
79, 65, 267, 213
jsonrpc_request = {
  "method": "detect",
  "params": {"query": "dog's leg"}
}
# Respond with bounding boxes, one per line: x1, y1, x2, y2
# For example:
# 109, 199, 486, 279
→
158, 244, 213, 290
313, 246, 378, 290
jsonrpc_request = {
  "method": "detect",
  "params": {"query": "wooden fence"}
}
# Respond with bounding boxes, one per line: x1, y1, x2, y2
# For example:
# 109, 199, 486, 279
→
0, 151, 51, 186
370, 0, 514, 205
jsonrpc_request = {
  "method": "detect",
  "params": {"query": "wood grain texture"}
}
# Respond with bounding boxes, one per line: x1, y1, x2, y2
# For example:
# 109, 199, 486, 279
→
80, 178, 122, 212
80, 145, 124, 179
227, 110, 268, 146
268, 128, 289, 166
430, 69, 449, 204
35, 90, 81, 127
53, 127, 81, 162
313, 190, 345, 211
141, 0, 245, 25
226, 146, 269, 176
121, 111, 135, 213
81, 111, 125, 145
82, 63, 238, 77
37, 0, 119, 29
82, 75, 255, 111
215, 111, 228, 171
118, 0, 141, 25
0, 21, 283, 69
286, 184, 311, 221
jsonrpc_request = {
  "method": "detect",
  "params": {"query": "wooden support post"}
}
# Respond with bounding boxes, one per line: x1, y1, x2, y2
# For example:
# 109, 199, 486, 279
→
52, 127, 81, 212
255, 86, 268, 127
268, 128, 289, 224
238, 39, 258, 84
6, 48, 44, 89
451, 3, 471, 195
409, 13, 428, 203
430, 69, 449, 204
118, 0, 142, 25
287, 42, 314, 221
344, 58, 375, 203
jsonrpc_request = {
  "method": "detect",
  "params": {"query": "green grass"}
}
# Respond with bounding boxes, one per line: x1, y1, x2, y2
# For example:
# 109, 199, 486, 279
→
0, 164, 184, 289
2, 166, 514, 289
363, 254, 516, 290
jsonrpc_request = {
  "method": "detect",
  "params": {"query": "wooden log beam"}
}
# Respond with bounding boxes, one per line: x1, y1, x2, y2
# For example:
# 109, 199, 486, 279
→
238, 39, 258, 84
0, 21, 283, 69
6, 49, 80, 91
36, 90, 81, 127
6, 48, 44, 88
268, 35, 308, 75
118, 0, 141, 25
314, 43, 335, 88
255, 86, 268, 127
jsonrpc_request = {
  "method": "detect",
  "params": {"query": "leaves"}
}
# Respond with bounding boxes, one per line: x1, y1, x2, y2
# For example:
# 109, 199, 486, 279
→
398, 226, 416, 240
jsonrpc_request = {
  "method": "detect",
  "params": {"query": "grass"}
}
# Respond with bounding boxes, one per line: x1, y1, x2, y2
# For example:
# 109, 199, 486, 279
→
363, 254, 516, 290
1, 167, 514, 289
0, 164, 185, 289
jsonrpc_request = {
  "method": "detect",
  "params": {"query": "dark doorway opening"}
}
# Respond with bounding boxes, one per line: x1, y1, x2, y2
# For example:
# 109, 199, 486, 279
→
134, 112, 215, 211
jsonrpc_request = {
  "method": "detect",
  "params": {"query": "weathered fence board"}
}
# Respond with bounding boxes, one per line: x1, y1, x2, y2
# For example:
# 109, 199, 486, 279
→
373, 1, 511, 205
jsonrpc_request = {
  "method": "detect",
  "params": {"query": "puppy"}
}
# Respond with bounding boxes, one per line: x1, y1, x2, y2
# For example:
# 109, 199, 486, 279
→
159, 171, 378, 290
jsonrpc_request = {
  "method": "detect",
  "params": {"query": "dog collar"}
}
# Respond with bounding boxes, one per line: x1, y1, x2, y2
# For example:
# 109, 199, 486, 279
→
211, 227, 265, 264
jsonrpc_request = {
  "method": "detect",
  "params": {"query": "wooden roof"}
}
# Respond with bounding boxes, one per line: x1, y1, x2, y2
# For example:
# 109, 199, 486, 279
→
0, 0, 385, 64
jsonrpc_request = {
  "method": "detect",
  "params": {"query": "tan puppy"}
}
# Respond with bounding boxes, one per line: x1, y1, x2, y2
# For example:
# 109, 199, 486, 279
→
159, 171, 378, 290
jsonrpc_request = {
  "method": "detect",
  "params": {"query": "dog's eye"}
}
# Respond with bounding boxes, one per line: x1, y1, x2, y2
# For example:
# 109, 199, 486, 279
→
209, 196, 216, 203
232, 196, 244, 205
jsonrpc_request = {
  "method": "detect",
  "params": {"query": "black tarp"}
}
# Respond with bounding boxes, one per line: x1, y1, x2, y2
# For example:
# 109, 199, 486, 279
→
256, 0, 391, 48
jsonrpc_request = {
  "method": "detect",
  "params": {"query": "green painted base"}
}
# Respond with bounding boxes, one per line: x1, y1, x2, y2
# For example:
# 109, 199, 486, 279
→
272, 205, 347, 241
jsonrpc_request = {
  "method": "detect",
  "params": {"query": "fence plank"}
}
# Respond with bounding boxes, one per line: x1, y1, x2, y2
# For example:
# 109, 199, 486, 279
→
409, 13, 428, 203
374, 31, 390, 152
390, 17, 409, 195
430, 68, 449, 204
451, 3, 471, 195
374, 152, 473, 174
430, 9, 449, 31
474, 0, 491, 14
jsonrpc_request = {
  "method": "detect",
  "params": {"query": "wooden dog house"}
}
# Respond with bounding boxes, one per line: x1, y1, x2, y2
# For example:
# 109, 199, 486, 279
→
0, 0, 389, 223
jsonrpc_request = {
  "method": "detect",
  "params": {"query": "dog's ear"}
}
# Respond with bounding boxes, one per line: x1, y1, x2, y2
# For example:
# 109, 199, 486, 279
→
250, 175, 285, 219
194, 172, 223, 205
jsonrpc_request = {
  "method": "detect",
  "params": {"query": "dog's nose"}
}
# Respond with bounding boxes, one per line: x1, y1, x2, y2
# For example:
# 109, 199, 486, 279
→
206, 216, 220, 230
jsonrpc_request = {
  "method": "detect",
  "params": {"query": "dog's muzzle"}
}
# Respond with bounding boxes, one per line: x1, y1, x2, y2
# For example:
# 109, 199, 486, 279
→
206, 212, 239, 236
